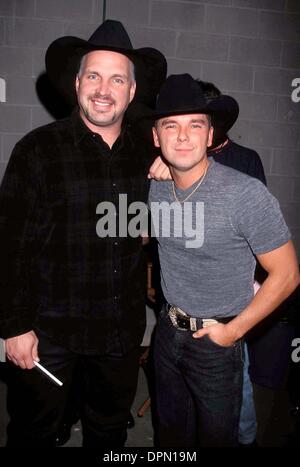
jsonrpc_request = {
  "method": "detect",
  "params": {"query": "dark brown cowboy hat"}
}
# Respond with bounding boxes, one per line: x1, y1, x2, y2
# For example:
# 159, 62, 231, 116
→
144, 74, 239, 133
45, 19, 167, 108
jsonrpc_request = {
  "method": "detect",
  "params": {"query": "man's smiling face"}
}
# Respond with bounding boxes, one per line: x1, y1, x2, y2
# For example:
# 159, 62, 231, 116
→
76, 50, 136, 132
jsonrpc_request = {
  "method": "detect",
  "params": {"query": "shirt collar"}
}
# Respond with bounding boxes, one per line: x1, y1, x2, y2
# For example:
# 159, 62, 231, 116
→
71, 107, 131, 151
71, 108, 95, 145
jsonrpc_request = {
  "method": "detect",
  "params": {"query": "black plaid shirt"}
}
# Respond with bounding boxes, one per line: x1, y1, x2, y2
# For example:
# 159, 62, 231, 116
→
0, 110, 151, 354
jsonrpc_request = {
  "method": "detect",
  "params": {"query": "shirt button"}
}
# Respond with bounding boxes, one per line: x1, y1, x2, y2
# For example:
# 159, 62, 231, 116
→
112, 182, 116, 187
114, 269, 117, 273
114, 241, 118, 246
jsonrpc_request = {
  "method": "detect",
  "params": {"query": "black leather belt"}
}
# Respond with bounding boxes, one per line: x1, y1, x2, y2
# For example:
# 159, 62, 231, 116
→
166, 303, 236, 332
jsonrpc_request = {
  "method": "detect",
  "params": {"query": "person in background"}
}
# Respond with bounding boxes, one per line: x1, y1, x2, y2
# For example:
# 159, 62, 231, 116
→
0, 20, 167, 448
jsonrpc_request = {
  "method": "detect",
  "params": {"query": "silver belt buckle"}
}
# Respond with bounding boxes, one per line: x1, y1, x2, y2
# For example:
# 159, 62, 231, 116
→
189, 318, 197, 332
168, 306, 198, 332
202, 318, 218, 328
168, 306, 188, 331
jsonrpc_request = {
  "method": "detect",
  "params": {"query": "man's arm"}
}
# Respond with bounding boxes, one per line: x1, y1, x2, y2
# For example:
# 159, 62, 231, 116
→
0, 138, 42, 368
193, 240, 299, 346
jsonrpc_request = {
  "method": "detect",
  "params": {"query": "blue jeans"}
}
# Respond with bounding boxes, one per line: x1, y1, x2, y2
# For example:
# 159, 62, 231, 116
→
153, 309, 244, 447
239, 344, 257, 444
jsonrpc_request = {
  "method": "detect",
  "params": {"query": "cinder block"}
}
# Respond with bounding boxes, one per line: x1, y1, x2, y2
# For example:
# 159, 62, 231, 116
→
106, 0, 150, 26
205, 6, 258, 37
232, 0, 285, 10
267, 175, 295, 203
0, 0, 14, 16
273, 149, 300, 175
5, 18, 63, 47
254, 68, 297, 95
281, 42, 300, 68
249, 121, 299, 149
167, 59, 203, 77
277, 97, 300, 123
92, 0, 104, 19
230, 91, 277, 121
32, 48, 46, 78
0, 19, 5, 44
2, 134, 25, 162
259, 11, 300, 42
0, 1, 34, 19
280, 203, 300, 228
177, 32, 229, 61
151, 1, 204, 31
127, 26, 176, 56
62, 22, 97, 39
16, 0, 35, 17
36, 0, 93, 21
31, 106, 55, 130
6, 76, 40, 105
181, 0, 231, 4
228, 119, 250, 146
230, 37, 281, 66
202, 62, 253, 92
0, 105, 31, 132
0, 47, 32, 76
293, 181, 300, 202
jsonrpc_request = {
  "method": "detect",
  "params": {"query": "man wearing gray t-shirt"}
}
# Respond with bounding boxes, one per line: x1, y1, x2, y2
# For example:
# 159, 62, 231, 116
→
147, 74, 299, 447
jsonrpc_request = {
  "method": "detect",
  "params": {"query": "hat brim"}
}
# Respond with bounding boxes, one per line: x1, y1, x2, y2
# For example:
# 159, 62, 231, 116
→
45, 36, 167, 108
144, 95, 239, 133
208, 95, 239, 134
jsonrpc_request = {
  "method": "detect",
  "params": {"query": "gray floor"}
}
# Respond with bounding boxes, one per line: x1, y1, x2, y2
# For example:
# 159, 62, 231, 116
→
0, 362, 298, 448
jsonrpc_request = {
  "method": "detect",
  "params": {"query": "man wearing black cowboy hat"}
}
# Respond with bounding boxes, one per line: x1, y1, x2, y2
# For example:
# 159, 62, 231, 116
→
148, 74, 299, 447
0, 20, 167, 447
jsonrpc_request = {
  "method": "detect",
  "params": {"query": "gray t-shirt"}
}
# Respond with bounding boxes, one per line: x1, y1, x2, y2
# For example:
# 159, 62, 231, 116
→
148, 159, 290, 318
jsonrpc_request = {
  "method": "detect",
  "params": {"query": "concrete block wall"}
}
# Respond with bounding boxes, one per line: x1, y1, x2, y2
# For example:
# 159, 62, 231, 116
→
0, 0, 299, 253
0, 0, 105, 180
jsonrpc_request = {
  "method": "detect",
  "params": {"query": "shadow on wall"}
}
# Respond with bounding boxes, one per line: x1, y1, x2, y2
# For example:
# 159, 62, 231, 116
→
36, 72, 72, 120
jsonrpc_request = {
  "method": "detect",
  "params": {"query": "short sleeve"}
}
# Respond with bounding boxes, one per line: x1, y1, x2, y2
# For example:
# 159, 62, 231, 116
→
233, 178, 290, 255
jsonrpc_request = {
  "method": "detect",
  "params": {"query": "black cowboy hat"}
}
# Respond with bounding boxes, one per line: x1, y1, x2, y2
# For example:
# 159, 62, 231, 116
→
145, 74, 239, 133
45, 19, 167, 108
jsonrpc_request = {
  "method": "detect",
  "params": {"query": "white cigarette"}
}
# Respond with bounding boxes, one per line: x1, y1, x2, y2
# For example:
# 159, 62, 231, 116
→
33, 360, 63, 386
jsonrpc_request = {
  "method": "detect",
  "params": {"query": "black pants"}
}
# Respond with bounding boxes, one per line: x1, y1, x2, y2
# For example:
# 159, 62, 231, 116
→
6, 335, 140, 448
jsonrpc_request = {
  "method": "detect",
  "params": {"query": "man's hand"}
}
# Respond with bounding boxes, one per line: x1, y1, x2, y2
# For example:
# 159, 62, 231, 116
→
148, 156, 171, 180
192, 323, 237, 347
5, 330, 39, 370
